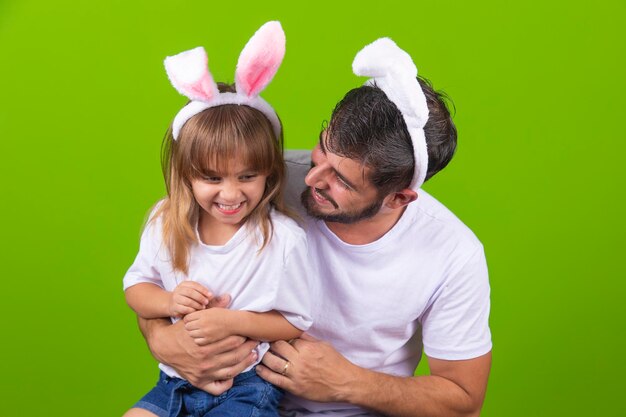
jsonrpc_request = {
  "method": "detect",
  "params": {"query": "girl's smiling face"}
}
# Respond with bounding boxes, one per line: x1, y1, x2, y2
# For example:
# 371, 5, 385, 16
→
191, 158, 268, 231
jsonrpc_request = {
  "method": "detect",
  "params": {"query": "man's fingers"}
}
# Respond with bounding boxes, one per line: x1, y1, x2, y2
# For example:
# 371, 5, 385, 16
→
261, 349, 290, 373
299, 332, 319, 342
213, 346, 259, 380
208, 294, 231, 309
208, 338, 258, 367
187, 328, 204, 339
192, 337, 215, 346
225, 339, 259, 366
202, 335, 248, 354
268, 339, 297, 359
256, 364, 291, 389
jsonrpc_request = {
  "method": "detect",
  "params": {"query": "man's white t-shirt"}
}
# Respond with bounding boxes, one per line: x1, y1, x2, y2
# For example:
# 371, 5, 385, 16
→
123, 206, 313, 379
280, 152, 492, 417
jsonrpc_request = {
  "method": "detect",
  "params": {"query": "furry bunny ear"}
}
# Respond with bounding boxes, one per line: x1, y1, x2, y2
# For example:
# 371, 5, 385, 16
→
164, 46, 219, 102
352, 38, 427, 128
353, 37, 417, 79
352, 37, 429, 190
235, 21, 286, 97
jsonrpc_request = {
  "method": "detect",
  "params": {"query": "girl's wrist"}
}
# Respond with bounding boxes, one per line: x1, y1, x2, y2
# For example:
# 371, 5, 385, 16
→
226, 310, 246, 335
166, 293, 175, 317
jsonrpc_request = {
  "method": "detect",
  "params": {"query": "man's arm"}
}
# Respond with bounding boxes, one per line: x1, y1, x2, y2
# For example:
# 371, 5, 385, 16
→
138, 316, 260, 386
257, 335, 491, 417
346, 353, 491, 417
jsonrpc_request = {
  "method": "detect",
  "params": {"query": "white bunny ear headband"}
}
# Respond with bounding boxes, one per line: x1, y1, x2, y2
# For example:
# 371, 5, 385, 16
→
352, 37, 429, 191
164, 21, 285, 140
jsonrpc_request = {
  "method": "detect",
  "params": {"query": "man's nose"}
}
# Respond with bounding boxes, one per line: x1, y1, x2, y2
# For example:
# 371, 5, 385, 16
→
305, 163, 329, 189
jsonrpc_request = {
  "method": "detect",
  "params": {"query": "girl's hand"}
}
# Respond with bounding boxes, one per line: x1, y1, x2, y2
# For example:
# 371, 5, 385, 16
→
183, 308, 235, 345
169, 281, 212, 318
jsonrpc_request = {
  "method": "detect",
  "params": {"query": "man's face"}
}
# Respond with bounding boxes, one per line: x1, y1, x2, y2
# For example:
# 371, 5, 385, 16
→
300, 132, 385, 224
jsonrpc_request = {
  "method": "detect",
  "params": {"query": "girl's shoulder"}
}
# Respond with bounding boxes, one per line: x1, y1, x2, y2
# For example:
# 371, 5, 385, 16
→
268, 209, 307, 242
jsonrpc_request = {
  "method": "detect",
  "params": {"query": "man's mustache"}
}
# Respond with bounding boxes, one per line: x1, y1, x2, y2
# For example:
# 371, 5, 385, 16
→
313, 187, 339, 209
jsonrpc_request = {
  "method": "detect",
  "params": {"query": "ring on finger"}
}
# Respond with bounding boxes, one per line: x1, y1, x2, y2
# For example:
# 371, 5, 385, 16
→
280, 360, 291, 376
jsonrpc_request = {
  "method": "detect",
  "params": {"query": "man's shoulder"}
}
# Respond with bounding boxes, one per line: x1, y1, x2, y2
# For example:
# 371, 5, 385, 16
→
284, 149, 311, 216
410, 189, 483, 250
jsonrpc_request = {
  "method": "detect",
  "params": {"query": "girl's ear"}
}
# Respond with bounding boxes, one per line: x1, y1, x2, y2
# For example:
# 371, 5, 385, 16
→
235, 21, 285, 98
164, 46, 219, 102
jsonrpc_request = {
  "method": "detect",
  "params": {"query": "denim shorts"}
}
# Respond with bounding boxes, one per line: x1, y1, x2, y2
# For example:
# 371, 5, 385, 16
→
134, 368, 283, 417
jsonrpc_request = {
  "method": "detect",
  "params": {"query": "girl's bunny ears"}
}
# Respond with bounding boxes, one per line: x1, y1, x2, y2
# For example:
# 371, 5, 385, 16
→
353, 38, 429, 191
164, 21, 285, 140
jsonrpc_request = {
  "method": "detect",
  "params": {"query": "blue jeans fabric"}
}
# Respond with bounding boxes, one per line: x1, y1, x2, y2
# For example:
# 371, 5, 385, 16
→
134, 368, 283, 417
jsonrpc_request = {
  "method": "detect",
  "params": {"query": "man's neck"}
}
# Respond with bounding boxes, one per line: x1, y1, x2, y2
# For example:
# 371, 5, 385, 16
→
325, 207, 406, 245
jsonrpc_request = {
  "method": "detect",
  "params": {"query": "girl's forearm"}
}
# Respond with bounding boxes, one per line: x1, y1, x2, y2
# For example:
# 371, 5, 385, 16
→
125, 283, 171, 319
230, 310, 302, 341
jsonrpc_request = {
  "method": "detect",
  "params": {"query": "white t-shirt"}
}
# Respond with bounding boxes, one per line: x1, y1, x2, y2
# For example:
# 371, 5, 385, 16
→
123, 206, 313, 379
280, 152, 492, 417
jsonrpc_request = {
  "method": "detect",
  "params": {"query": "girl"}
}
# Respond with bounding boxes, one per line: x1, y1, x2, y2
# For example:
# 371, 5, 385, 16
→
122, 22, 312, 417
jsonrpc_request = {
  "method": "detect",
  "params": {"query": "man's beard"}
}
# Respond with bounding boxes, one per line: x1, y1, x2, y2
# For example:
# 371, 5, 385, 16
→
300, 187, 384, 224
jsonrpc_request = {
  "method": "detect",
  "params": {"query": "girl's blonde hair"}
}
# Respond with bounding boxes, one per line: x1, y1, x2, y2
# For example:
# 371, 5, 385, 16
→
153, 84, 288, 274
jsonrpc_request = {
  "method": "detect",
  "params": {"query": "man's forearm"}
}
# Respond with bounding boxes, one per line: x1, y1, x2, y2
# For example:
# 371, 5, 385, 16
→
137, 316, 173, 363
258, 339, 490, 417
343, 369, 482, 417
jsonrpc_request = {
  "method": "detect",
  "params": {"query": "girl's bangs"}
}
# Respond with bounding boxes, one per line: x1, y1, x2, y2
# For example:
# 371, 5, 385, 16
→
185, 107, 276, 177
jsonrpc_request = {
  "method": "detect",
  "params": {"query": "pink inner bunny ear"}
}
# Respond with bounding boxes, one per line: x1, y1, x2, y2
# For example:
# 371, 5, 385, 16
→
164, 47, 218, 102
235, 21, 286, 97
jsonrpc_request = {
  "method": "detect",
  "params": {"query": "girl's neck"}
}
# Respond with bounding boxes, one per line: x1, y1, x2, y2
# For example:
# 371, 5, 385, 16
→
197, 214, 244, 246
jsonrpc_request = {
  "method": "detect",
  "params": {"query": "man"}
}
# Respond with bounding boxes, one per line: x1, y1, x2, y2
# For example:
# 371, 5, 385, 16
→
139, 38, 492, 417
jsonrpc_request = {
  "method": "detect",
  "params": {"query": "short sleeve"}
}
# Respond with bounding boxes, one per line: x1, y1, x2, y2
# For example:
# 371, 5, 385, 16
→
271, 229, 313, 331
122, 217, 165, 291
421, 246, 492, 360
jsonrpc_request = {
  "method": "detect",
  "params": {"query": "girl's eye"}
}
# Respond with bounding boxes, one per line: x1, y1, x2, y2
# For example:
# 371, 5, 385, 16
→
203, 176, 221, 183
240, 174, 258, 181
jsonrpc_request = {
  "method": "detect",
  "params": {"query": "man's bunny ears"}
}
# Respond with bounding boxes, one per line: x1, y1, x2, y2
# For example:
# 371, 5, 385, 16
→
164, 21, 285, 140
353, 38, 429, 191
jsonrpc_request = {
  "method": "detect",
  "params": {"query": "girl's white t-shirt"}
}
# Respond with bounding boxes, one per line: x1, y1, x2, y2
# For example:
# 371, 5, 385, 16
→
123, 207, 313, 379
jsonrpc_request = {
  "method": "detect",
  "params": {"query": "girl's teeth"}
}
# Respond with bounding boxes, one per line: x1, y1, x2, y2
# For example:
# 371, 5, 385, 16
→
218, 203, 242, 210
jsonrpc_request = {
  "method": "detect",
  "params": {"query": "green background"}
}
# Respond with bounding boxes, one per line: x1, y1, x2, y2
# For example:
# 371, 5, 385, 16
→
1, 0, 624, 415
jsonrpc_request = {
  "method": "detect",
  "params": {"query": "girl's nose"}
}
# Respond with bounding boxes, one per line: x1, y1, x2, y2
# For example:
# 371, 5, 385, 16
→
221, 181, 241, 201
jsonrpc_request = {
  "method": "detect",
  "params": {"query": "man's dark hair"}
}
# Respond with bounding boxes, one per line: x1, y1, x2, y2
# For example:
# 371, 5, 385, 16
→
326, 76, 457, 196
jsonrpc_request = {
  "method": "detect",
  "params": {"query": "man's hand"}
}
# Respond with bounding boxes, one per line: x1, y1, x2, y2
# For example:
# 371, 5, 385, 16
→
169, 281, 212, 318
257, 333, 491, 417
139, 295, 260, 393
256, 333, 360, 402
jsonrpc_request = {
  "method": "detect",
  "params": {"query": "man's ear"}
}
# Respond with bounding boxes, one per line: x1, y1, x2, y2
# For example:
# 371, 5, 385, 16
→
383, 189, 418, 209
